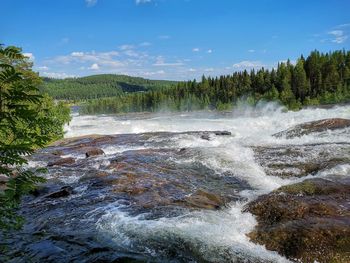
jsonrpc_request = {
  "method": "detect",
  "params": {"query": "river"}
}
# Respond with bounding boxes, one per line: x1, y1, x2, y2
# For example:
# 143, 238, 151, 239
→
2, 102, 350, 262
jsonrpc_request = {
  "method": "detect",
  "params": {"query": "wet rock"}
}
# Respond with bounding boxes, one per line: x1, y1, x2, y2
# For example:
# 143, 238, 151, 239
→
200, 131, 231, 140
45, 186, 73, 198
200, 134, 211, 141
47, 157, 75, 167
85, 147, 105, 158
273, 118, 350, 138
245, 178, 350, 262
183, 189, 225, 209
253, 143, 350, 178
214, 131, 231, 136
51, 150, 64, 156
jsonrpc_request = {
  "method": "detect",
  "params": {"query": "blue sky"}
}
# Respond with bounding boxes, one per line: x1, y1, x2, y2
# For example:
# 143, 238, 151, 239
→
2, 0, 350, 80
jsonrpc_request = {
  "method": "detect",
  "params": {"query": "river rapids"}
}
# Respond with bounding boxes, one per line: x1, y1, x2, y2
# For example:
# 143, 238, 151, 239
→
1, 102, 350, 263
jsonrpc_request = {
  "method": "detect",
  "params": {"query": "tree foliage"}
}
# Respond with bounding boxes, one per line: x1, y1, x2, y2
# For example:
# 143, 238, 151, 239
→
0, 44, 71, 231
80, 50, 350, 114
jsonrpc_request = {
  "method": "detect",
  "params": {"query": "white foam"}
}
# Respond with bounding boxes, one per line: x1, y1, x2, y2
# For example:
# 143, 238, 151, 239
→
63, 103, 350, 261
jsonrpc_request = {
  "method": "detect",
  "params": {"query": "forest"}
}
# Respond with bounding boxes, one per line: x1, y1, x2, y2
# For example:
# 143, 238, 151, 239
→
40, 74, 177, 101
79, 50, 350, 114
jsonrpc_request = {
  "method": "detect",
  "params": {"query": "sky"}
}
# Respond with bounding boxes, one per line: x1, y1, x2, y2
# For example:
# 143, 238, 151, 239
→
1, 0, 350, 80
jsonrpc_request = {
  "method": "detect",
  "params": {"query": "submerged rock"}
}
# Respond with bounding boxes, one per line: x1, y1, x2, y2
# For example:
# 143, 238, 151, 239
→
245, 178, 350, 263
85, 147, 105, 158
47, 157, 75, 167
273, 118, 350, 138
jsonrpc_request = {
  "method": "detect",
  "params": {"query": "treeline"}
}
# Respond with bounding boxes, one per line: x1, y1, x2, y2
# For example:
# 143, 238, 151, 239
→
40, 74, 177, 100
80, 50, 350, 114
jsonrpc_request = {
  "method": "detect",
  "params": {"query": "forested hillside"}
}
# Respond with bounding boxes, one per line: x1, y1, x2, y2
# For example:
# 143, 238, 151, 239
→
80, 50, 350, 114
40, 74, 177, 100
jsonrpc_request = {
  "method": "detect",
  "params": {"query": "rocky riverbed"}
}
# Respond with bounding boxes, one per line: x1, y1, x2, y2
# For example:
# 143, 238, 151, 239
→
1, 104, 349, 262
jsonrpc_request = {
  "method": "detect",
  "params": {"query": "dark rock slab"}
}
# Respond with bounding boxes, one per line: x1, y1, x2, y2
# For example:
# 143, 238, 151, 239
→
45, 186, 73, 198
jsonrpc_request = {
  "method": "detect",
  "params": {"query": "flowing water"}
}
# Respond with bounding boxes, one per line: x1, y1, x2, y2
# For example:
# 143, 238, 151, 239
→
2, 103, 350, 263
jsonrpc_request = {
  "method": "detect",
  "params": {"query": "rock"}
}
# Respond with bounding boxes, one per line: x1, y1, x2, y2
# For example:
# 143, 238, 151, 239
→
273, 118, 350, 138
245, 178, 350, 262
47, 157, 75, 167
45, 186, 73, 198
183, 189, 225, 209
214, 131, 231, 136
51, 150, 64, 156
201, 131, 231, 140
85, 147, 105, 158
253, 144, 350, 178
200, 134, 211, 141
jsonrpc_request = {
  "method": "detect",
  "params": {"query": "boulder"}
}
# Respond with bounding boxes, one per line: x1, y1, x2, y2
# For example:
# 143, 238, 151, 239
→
245, 178, 350, 262
273, 118, 350, 138
47, 157, 75, 167
183, 189, 225, 209
200, 134, 211, 141
85, 147, 105, 158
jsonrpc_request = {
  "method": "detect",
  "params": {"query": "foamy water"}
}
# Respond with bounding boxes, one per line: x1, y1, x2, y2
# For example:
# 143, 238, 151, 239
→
64, 103, 350, 262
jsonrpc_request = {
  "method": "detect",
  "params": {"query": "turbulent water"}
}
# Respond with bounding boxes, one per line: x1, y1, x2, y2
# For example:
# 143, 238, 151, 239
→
2, 103, 350, 262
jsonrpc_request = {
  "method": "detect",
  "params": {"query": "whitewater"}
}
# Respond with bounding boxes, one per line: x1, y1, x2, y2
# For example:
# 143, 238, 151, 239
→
59, 103, 350, 262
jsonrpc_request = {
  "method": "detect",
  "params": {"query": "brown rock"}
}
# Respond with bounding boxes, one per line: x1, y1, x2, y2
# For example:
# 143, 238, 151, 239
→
85, 147, 105, 158
245, 178, 350, 262
47, 157, 75, 167
183, 189, 225, 209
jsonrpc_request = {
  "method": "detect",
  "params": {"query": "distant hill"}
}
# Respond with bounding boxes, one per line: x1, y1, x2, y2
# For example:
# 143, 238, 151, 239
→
40, 74, 177, 100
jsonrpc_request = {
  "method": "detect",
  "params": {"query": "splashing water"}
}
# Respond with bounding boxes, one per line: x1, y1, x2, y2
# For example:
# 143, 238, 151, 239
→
14, 103, 350, 262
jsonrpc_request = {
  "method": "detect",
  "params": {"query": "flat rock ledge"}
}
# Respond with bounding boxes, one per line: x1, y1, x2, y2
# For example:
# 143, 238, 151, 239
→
245, 177, 350, 263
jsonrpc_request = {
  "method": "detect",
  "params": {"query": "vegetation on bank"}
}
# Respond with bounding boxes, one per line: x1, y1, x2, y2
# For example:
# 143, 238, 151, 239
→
40, 74, 177, 101
79, 50, 350, 114
0, 44, 71, 231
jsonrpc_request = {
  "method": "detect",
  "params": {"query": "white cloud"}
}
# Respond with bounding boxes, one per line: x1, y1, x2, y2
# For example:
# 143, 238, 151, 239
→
136, 0, 151, 4
119, 44, 134, 50
207, 49, 213, 54
89, 63, 100, 70
204, 68, 214, 72
23, 52, 35, 61
336, 23, 350, 28
189, 68, 196, 72
248, 49, 255, 53
153, 56, 184, 66
71, 52, 84, 57
328, 30, 348, 43
41, 72, 76, 79
232, 60, 264, 69
86, 0, 97, 7
192, 48, 200, 52
36, 66, 49, 70
53, 50, 121, 66
143, 70, 165, 76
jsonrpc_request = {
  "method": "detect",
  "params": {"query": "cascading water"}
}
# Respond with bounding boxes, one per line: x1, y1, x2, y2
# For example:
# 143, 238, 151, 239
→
2, 103, 349, 262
